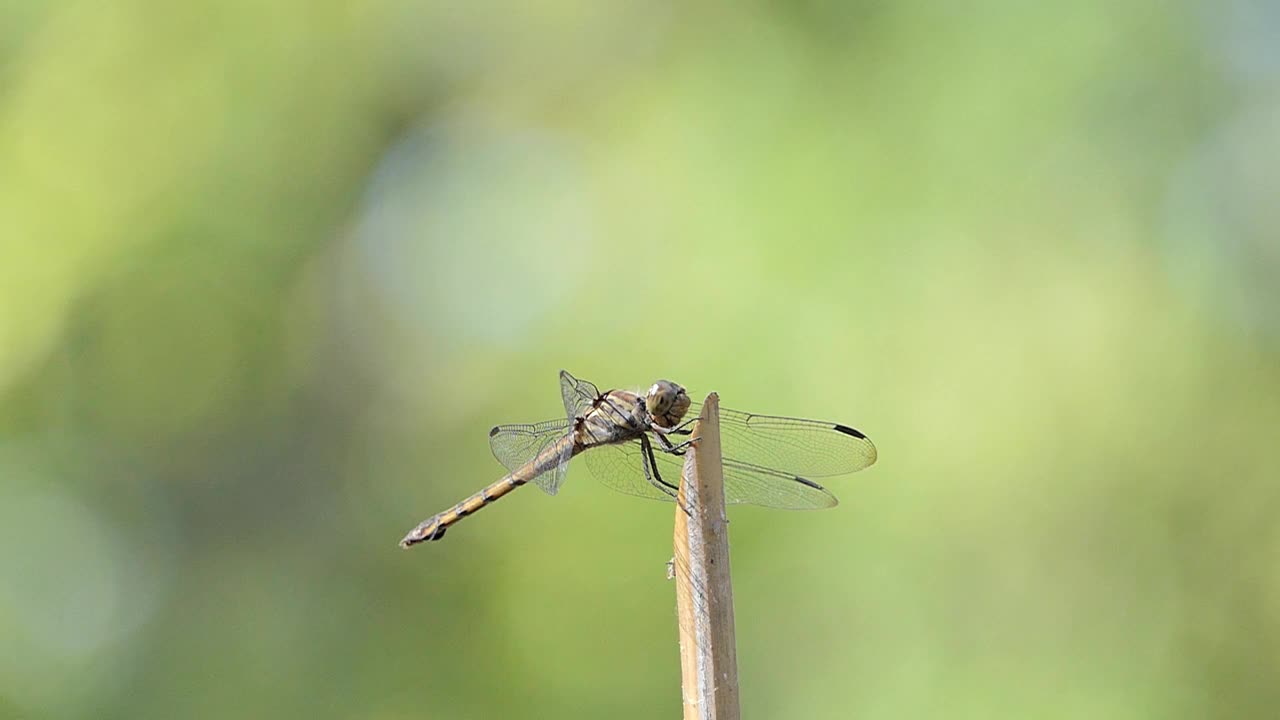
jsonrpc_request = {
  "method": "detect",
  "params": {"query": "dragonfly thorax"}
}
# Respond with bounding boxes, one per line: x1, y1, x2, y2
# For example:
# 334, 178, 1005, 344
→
573, 389, 648, 449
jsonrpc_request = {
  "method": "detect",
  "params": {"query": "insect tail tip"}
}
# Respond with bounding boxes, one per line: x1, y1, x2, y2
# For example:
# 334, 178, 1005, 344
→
399, 524, 447, 548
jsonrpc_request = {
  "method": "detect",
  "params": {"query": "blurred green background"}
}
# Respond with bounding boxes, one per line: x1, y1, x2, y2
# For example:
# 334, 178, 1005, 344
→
3, 1, 1279, 718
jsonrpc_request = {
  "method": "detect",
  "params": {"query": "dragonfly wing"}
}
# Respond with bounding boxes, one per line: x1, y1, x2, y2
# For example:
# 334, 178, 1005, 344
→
560, 370, 603, 420
647, 449, 838, 510
583, 442, 678, 502
488, 419, 575, 495
684, 400, 878, 478
580, 436, 838, 510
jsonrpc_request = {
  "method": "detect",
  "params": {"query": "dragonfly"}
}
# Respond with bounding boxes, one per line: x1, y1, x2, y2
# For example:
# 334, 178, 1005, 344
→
399, 370, 877, 547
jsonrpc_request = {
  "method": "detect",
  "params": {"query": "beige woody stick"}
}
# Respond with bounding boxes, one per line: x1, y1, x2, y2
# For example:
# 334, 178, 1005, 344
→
672, 392, 741, 720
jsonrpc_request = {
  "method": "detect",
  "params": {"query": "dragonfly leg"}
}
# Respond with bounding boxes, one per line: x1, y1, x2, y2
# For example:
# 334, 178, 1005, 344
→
653, 429, 699, 455
650, 416, 697, 436
640, 435, 679, 498
642, 435, 692, 516
665, 437, 699, 454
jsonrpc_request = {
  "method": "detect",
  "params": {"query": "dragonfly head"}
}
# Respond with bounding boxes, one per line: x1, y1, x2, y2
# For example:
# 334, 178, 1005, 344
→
646, 380, 691, 429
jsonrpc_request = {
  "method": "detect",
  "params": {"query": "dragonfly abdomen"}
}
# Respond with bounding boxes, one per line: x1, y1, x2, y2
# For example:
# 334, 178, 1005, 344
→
399, 475, 526, 546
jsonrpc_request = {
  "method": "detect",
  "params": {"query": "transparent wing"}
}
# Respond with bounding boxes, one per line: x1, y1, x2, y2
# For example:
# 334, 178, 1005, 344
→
583, 440, 839, 510
583, 442, 676, 502
560, 370, 602, 420
685, 400, 878, 478
488, 419, 575, 495
654, 447, 838, 509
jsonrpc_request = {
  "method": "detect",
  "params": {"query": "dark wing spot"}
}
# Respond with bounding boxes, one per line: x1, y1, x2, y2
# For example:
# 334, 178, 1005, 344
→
489, 426, 500, 437
833, 424, 867, 439
794, 475, 826, 491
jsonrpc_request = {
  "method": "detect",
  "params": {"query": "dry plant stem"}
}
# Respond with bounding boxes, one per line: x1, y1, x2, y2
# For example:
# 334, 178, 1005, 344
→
672, 393, 741, 720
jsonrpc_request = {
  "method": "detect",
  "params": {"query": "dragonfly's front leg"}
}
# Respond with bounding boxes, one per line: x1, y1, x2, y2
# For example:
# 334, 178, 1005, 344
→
658, 435, 699, 455
650, 415, 697, 437
650, 416, 699, 454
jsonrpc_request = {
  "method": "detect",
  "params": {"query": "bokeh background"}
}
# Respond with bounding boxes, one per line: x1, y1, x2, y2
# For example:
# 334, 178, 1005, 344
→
3, 1, 1279, 718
